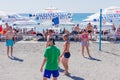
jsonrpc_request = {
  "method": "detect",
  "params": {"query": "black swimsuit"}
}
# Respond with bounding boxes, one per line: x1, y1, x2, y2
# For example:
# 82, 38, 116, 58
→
64, 52, 71, 58
87, 30, 92, 33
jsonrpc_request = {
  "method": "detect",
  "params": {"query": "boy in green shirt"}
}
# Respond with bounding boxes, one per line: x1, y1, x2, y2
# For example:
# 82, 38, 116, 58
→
40, 38, 60, 80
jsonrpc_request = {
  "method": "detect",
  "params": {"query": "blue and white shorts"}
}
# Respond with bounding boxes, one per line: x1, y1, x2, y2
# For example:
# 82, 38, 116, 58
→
43, 69, 59, 78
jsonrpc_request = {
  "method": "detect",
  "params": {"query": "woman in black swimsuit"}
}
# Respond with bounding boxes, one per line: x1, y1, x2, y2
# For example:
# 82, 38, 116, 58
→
86, 23, 94, 40
60, 34, 70, 75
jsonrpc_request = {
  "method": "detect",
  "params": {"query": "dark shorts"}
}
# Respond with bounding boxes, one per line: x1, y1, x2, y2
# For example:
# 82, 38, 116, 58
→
72, 31, 78, 34
64, 52, 71, 58
88, 30, 92, 33
44, 69, 59, 78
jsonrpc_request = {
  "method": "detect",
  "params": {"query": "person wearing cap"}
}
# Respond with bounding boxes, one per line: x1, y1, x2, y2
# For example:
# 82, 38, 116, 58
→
40, 38, 60, 80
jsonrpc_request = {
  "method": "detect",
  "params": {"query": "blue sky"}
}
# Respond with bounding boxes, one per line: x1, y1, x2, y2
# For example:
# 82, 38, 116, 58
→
0, 0, 120, 13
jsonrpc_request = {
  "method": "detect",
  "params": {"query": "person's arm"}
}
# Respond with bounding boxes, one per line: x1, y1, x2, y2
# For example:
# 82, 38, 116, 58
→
40, 58, 46, 72
79, 34, 82, 41
4, 32, 7, 42
46, 36, 50, 47
58, 49, 61, 65
13, 36, 16, 44
92, 27, 94, 34
87, 34, 90, 45
13, 31, 16, 44
40, 49, 48, 72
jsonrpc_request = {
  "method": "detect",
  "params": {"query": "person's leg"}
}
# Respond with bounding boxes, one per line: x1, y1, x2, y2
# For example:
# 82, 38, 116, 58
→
62, 58, 69, 75
53, 77, 57, 80
43, 69, 51, 80
62, 57, 66, 69
52, 70, 59, 80
43, 77, 47, 80
11, 46, 13, 56
64, 59, 69, 74
73, 34, 76, 41
7, 46, 9, 57
82, 46, 85, 57
90, 33, 92, 40
86, 46, 91, 58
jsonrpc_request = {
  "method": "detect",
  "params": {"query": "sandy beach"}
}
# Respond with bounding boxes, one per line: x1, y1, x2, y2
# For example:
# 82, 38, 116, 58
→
0, 41, 120, 80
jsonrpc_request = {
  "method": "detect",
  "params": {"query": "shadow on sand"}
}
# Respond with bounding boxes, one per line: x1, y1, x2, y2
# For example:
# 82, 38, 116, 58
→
85, 57, 101, 61
66, 74, 84, 80
102, 50, 120, 57
59, 67, 84, 80
58, 67, 64, 73
9, 56, 24, 62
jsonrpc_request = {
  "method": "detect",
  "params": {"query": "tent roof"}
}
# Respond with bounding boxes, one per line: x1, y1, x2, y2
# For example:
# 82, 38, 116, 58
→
83, 6, 120, 22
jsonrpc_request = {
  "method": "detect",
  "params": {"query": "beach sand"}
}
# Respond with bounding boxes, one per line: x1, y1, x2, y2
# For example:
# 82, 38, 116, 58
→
0, 41, 120, 80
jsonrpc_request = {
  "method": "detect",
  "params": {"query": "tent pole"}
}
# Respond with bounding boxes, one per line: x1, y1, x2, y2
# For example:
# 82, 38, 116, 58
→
99, 9, 102, 51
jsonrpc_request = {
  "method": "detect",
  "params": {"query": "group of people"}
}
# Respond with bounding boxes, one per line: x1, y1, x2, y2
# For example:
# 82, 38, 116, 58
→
2, 21, 120, 80
3, 23, 94, 80
40, 29, 70, 80
71, 23, 94, 41
40, 28, 92, 80
102, 24, 120, 40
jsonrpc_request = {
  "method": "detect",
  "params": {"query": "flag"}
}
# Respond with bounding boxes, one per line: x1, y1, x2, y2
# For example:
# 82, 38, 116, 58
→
52, 17, 59, 27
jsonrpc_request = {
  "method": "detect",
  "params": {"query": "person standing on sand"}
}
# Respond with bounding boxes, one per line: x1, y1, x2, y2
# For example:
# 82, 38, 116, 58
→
40, 38, 60, 80
60, 34, 70, 75
5, 23, 9, 31
46, 29, 55, 47
86, 23, 94, 40
5, 26, 15, 57
81, 29, 92, 58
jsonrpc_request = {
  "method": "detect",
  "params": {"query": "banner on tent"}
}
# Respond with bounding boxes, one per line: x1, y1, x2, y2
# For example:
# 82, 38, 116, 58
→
29, 13, 72, 20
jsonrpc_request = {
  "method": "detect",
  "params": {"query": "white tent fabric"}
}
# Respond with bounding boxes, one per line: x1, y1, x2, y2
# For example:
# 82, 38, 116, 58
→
80, 21, 112, 26
13, 20, 39, 26
0, 11, 9, 17
0, 10, 29, 23
83, 6, 120, 22
29, 7, 72, 21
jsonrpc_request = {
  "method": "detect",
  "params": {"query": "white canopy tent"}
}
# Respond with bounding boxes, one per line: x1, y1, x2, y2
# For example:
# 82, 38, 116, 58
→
83, 6, 120, 23
80, 21, 112, 26
13, 20, 39, 26
29, 7, 72, 22
0, 10, 29, 23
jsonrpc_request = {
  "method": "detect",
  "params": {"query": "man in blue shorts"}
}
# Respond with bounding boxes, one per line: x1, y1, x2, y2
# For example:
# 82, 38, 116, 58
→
40, 38, 60, 80
5, 26, 15, 57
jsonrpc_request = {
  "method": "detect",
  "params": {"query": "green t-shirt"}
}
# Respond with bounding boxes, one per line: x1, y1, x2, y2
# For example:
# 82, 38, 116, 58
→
44, 46, 60, 70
